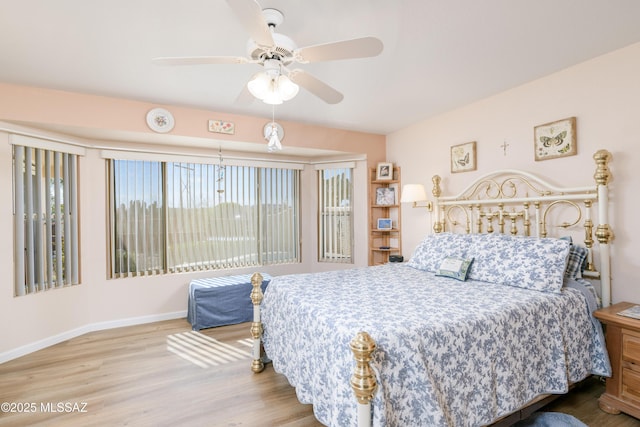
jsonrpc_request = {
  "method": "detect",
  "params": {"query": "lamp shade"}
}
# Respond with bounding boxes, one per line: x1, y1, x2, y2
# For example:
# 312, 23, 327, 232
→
277, 75, 299, 100
400, 184, 428, 203
262, 87, 284, 105
247, 72, 271, 99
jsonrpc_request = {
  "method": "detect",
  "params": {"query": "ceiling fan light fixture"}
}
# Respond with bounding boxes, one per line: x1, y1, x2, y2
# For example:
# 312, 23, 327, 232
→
247, 72, 271, 99
262, 86, 284, 105
247, 70, 299, 105
277, 74, 299, 100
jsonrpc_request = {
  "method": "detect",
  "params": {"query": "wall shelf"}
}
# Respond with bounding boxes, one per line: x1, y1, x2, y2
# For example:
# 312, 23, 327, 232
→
368, 166, 402, 265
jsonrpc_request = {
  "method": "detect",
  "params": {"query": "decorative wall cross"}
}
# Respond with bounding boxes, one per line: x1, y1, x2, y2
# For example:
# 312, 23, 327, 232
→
500, 141, 509, 156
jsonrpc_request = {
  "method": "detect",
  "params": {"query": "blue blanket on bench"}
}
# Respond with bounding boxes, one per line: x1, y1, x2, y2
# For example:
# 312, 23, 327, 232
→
187, 274, 271, 330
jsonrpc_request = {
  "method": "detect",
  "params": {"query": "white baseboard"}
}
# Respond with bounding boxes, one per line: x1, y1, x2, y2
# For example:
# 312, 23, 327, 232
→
0, 310, 188, 364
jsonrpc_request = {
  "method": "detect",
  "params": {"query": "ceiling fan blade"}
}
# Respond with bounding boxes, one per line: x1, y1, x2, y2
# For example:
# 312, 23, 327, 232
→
152, 56, 250, 66
226, 0, 274, 47
288, 69, 344, 104
294, 36, 383, 63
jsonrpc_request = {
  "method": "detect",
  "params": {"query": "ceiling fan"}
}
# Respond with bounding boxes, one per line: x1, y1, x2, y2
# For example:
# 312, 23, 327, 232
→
152, 0, 384, 104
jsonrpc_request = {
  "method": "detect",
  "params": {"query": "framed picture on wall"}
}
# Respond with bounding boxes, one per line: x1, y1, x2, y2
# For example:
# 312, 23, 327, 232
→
450, 141, 477, 173
376, 162, 393, 180
534, 117, 577, 161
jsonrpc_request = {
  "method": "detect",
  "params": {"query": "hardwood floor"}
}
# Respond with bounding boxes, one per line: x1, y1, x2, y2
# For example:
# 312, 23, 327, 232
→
0, 319, 638, 427
544, 377, 640, 427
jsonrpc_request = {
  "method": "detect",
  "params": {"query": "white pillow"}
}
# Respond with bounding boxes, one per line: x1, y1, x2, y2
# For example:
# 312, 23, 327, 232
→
466, 233, 570, 293
407, 233, 473, 272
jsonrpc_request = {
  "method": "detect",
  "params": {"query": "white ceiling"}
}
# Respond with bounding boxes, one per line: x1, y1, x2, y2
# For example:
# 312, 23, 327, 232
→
2, 0, 640, 136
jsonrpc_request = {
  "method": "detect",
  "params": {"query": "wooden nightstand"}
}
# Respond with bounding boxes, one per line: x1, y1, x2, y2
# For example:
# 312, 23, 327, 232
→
594, 301, 640, 419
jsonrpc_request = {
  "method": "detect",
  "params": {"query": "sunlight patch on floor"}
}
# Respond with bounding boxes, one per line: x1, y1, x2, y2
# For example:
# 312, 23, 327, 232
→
236, 338, 253, 348
166, 331, 252, 368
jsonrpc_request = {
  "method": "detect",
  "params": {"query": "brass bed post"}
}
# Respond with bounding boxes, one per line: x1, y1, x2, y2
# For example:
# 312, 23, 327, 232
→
350, 331, 378, 427
593, 150, 613, 307
250, 272, 265, 373
432, 175, 443, 233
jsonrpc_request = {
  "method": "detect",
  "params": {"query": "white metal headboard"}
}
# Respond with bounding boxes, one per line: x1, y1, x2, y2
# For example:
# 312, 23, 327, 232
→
430, 149, 613, 306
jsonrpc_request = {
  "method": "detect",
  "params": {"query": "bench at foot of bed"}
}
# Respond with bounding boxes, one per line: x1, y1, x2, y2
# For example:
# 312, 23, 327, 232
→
188, 273, 271, 330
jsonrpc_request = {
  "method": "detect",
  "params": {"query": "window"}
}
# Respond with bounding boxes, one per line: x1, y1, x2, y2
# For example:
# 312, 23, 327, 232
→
110, 160, 164, 275
318, 165, 353, 263
108, 158, 300, 278
12, 140, 81, 296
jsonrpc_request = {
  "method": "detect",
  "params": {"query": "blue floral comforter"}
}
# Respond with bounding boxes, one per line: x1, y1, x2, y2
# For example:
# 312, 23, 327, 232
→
261, 264, 610, 427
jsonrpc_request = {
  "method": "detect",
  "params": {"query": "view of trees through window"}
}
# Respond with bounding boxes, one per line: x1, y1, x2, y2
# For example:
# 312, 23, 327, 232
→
109, 159, 300, 278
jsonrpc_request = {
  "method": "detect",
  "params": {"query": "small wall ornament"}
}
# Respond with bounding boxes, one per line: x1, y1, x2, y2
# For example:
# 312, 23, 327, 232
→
534, 117, 576, 161
208, 120, 235, 135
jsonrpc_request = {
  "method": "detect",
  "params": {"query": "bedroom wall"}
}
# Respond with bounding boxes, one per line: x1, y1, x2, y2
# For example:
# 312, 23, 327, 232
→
387, 41, 640, 305
0, 84, 384, 360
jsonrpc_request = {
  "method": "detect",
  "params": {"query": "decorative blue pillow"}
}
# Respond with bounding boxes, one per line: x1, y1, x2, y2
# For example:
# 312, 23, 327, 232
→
435, 256, 474, 281
466, 233, 571, 293
407, 233, 473, 273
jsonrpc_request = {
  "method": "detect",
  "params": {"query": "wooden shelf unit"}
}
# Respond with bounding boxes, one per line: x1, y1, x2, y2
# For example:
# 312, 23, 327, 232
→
369, 166, 402, 265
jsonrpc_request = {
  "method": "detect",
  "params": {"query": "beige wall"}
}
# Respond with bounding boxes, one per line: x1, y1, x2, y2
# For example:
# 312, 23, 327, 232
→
388, 41, 640, 305
0, 84, 384, 360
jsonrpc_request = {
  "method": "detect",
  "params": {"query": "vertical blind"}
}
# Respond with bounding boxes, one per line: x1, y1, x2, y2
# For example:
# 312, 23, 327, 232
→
13, 143, 80, 296
317, 165, 354, 263
261, 167, 300, 265
108, 158, 300, 278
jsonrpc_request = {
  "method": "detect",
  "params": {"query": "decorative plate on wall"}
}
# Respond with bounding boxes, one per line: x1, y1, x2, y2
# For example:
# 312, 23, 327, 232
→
146, 108, 175, 133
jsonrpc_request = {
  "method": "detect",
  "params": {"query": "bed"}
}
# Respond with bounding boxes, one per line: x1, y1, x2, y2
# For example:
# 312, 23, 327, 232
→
248, 150, 614, 427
